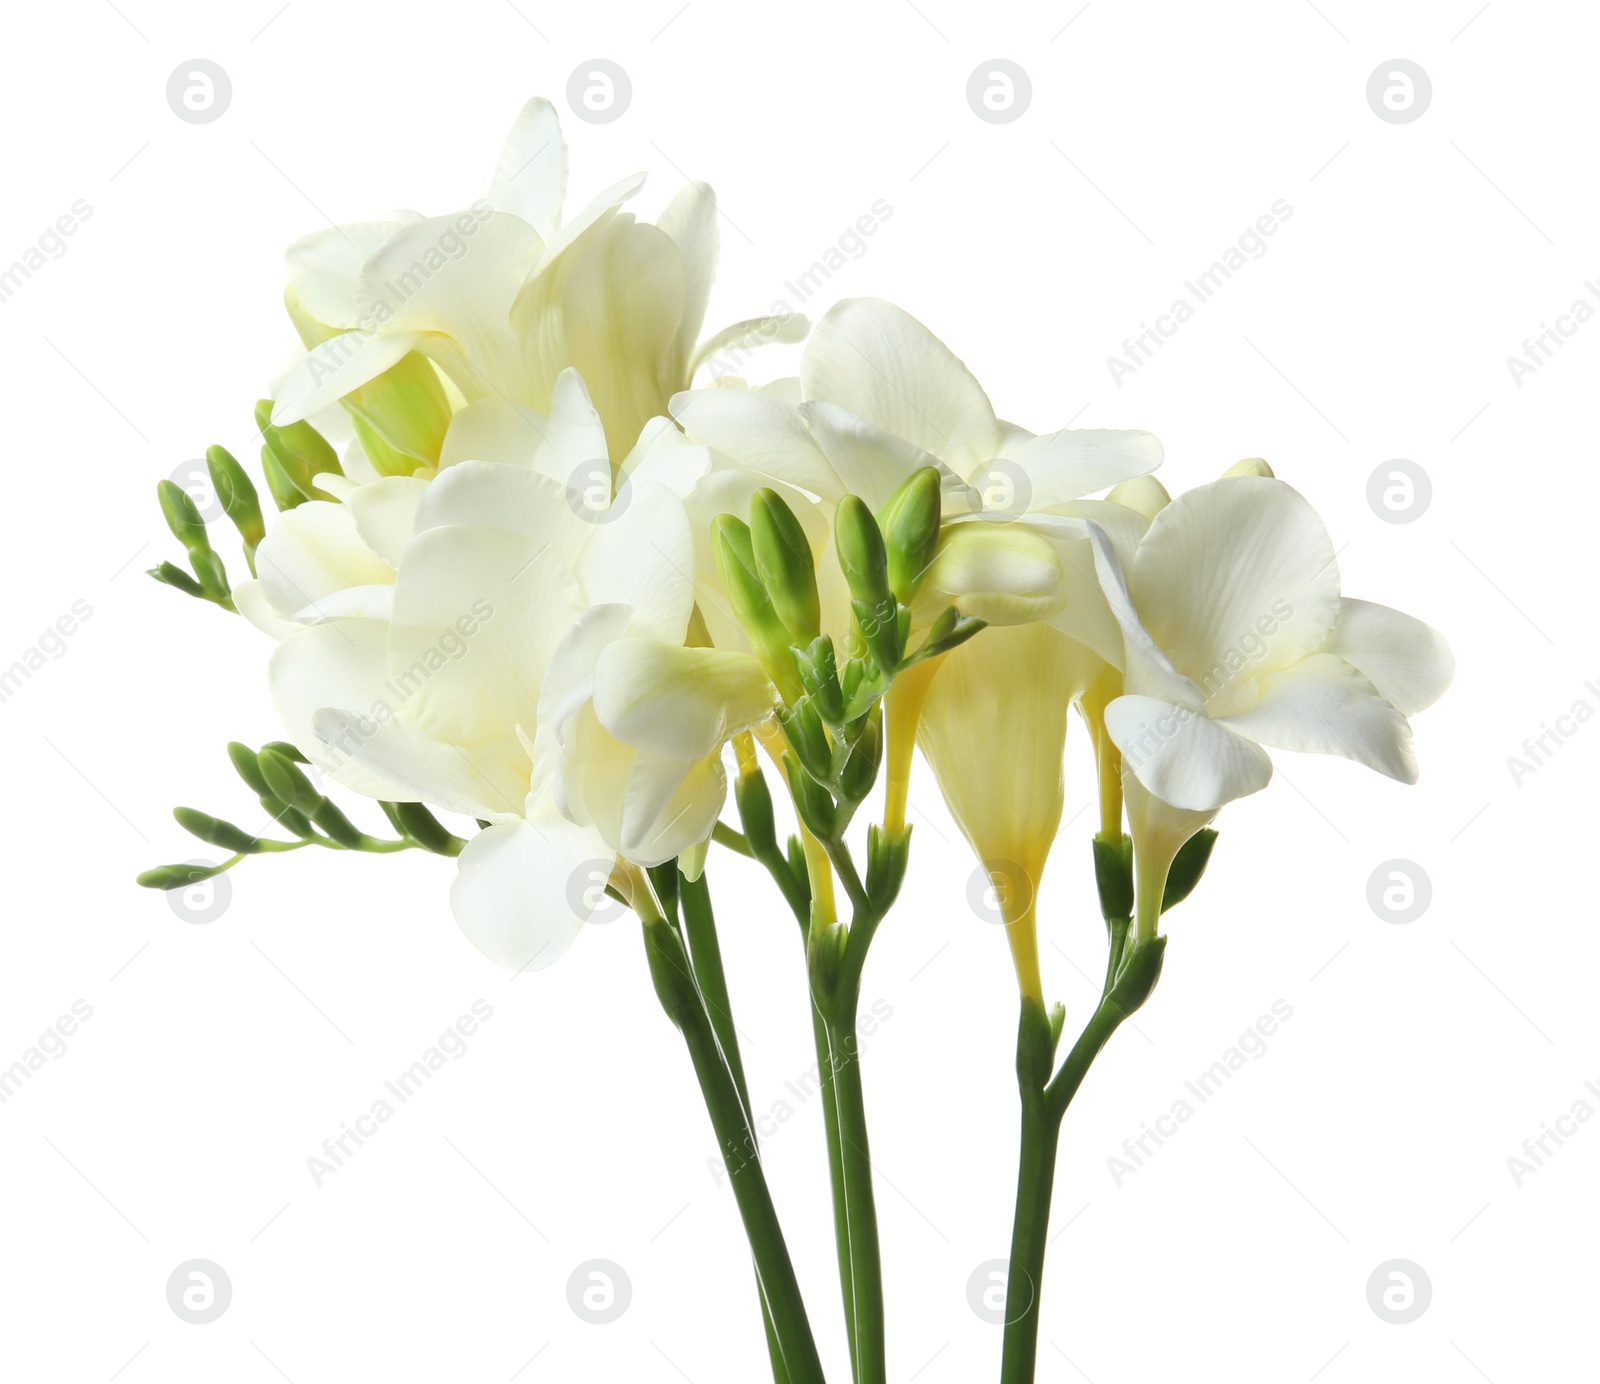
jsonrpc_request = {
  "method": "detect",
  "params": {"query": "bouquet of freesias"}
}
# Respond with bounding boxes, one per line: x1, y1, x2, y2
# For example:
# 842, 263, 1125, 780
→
141, 98, 1453, 1383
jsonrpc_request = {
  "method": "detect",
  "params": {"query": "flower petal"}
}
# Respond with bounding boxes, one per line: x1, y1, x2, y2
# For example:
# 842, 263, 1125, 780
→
1128, 476, 1341, 687
801, 298, 1000, 473
1218, 652, 1418, 783
1325, 598, 1454, 715
486, 97, 567, 241
999, 427, 1164, 508
254, 500, 396, 620
1104, 694, 1273, 812
592, 640, 775, 758
271, 330, 423, 425
618, 750, 726, 866
285, 221, 406, 329
671, 387, 842, 500
345, 476, 429, 567
450, 815, 604, 972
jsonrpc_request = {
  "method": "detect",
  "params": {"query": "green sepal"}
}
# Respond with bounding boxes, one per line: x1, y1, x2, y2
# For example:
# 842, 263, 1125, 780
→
1162, 830, 1218, 913
784, 752, 836, 840
261, 795, 315, 838
864, 822, 910, 914
778, 697, 832, 783
311, 799, 365, 848
258, 750, 323, 816
1091, 832, 1135, 923
390, 801, 462, 856
147, 561, 205, 598
792, 636, 845, 725
1106, 935, 1167, 1017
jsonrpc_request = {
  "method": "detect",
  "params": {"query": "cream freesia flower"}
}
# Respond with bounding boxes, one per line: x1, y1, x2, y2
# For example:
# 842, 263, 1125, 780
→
1085, 473, 1454, 943
271, 96, 804, 467
669, 298, 1164, 997
265, 371, 731, 971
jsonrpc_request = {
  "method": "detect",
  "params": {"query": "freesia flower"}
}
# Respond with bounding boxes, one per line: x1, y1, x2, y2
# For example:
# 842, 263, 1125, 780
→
1086, 473, 1454, 943
669, 298, 1163, 996
271, 97, 804, 468
266, 370, 728, 971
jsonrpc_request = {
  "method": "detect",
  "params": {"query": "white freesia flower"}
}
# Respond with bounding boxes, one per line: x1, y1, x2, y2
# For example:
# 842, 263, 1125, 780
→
670, 298, 1163, 996
270, 97, 803, 465
266, 370, 726, 971
1086, 473, 1454, 942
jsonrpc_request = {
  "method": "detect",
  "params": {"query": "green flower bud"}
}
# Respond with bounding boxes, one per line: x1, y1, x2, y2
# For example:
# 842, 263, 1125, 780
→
808, 919, 850, 999
784, 752, 837, 840
713, 515, 801, 700
779, 697, 832, 783
311, 798, 365, 848
227, 742, 270, 795
157, 479, 211, 561
390, 801, 463, 856
285, 287, 451, 477
174, 808, 263, 854
256, 399, 342, 504
206, 445, 265, 559
839, 710, 882, 805
834, 495, 891, 606
792, 636, 845, 724
733, 767, 778, 856
136, 860, 232, 890
750, 488, 821, 643
258, 749, 323, 816
877, 466, 943, 602
147, 561, 204, 598
260, 795, 315, 838
865, 820, 910, 913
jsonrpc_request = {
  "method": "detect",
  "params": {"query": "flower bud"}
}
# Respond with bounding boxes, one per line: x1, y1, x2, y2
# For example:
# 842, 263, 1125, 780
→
206, 445, 265, 558
157, 479, 210, 562
256, 399, 342, 505
136, 860, 230, 890
174, 808, 263, 854
865, 820, 910, 913
793, 636, 845, 724
877, 466, 942, 602
779, 697, 832, 783
834, 495, 891, 607
784, 752, 837, 840
750, 488, 821, 643
713, 515, 801, 700
258, 749, 323, 816
733, 765, 778, 855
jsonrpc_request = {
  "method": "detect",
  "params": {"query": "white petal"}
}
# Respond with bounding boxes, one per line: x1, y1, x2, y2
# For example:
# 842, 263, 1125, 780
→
1218, 653, 1418, 783
800, 400, 949, 512
801, 297, 1000, 473
1083, 521, 1202, 709
1104, 694, 1273, 812
533, 171, 646, 270
271, 330, 422, 426
999, 428, 1164, 508
235, 579, 304, 639
285, 221, 406, 328
345, 476, 430, 567
593, 641, 775, 758
922, 521, 1066, 626
576, 480, 696, 643
413, 459, 587, 565
533, 368, 612, 488
1128, 476, 1341, 687
254, 501, 395, 620
656, 181, 719, 365
450, 815, 606, 972
1325, 598, 1454, 714
486, 98, 567, 240
691, 313, 809, 377
618, 750, 726, 867
388, 525, 582, 746
620, 418, 712, 499
671, 388, 842, 499
439, 397, 551, 470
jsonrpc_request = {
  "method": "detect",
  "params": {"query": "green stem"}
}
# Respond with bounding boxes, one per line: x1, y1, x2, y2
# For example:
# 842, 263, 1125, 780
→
811, 1000, 857, 1379
644, 918, 825, 1384
670, 871, 790, 1384
827, 982, 886, 1384
999, 982, 1146, 1383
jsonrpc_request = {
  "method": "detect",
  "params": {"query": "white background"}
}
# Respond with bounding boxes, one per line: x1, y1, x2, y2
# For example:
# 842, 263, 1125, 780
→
0, 1, 1592, 1380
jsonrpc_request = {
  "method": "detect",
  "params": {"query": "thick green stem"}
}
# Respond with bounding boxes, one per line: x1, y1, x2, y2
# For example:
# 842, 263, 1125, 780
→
644, 919, 825, 1384
811, 1001, 857, 1379
998, 1092, 1060, 1384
